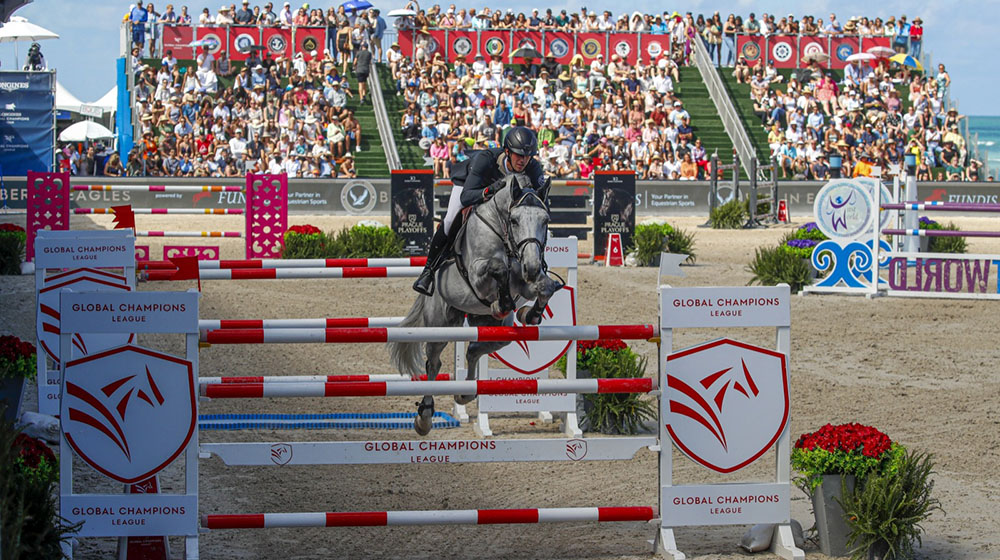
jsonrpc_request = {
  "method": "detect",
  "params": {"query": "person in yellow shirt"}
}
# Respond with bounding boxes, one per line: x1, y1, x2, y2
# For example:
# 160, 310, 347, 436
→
852, 152, 873, 178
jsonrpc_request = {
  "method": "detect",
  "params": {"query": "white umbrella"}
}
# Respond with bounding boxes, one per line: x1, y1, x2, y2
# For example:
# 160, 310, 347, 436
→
58, 120, 115, 142
0, 15, 59, 67
846, 52, 876, 62
387, 8, 416, 17
867, 46, 895, 59
0, 16, 60, 42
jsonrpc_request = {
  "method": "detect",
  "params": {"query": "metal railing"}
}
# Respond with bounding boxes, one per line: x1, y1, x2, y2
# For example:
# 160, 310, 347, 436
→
369, 65, 400, 171
691, 39, 755, 179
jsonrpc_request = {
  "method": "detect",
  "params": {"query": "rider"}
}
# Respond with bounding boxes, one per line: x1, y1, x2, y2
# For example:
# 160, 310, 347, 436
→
412, 126, 547, 296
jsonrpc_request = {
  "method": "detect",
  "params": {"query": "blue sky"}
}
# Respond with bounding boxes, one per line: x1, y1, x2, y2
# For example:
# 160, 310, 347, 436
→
2, 0, 996, 115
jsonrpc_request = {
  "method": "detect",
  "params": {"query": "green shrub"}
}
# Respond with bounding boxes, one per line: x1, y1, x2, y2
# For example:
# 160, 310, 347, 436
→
554, 339, 636, 375
842, 449, 942, 560
628, 222, 696, 266
581, 350, 656, 435
710, 198, 747, 229
746, 245, 816, 294
327, 223, 404, 258
0, 224, 26, 275
744, 193, 771, 218
1, 416, 79, 559
920, 219, 967, 254
282, 224, 326, 259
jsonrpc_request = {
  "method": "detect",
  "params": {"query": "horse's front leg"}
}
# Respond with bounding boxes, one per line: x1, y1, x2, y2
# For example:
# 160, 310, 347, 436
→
516, 273, 563, 326
487, 258, 515, 320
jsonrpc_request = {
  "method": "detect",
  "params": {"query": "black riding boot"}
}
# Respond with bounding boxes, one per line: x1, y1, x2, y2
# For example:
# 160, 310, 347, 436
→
412, 223, 451, 296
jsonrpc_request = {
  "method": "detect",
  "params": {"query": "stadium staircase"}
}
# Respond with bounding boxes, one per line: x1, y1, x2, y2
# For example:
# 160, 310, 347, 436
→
341, 68, 390, 177
717, 72, 774, 167
376, 64, 431, 170
674, 66, 748, 175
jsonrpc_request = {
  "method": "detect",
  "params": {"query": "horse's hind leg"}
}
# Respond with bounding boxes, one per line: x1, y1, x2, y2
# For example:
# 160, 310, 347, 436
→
414, 339, 449, 436
455, 315, 509, 405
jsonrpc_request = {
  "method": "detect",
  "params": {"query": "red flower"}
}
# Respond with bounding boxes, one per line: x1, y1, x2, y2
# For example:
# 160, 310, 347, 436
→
0, 223, 25, 233
287, 224, 322, 236
0, 335, 35, 362
13, 433, 55, 470
794, 423, 892, 458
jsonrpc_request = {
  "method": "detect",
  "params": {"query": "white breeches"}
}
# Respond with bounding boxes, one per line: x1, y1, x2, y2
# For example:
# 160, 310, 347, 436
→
443, 184, 464, 232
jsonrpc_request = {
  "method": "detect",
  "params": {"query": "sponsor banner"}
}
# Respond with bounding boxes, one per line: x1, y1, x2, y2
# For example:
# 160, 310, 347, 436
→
228, 26, 260, 61
593, 171, 635, 257
766, 35, 796, 68
479, 30, 508, 59
662, 483, 789, 526
861, 35, 891, 57
830, 36, 861, 69
422, 29, 446, 59
0, 71, 54, 175
61, 494, 198, 537
448, 30, 476, 60
609, 33, 639, 65
640, 34, 669, 62
194, 27, 224, 55
34, 229, 135, 270
798, 36, 828, 62
575, 32, 605, 60
398, 29, 415, 58
261, 27, 292, 59
511, 30, 540, 57
735, 35, 765, 66
545, 31, 574, 65
295, 26, 326, 59
661, 286, 791, 328
390, 170, 434, 255
161, 25, 193, 56
886, 256, 999, 296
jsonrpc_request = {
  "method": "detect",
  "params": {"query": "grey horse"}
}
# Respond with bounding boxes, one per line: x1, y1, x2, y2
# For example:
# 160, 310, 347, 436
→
388, 174, 563, 435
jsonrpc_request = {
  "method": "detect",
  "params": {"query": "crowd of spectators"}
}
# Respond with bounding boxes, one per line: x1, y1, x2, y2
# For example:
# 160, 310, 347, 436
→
65, 1, 389, 177
742, 56, 985, 182
98, 3, 983, 182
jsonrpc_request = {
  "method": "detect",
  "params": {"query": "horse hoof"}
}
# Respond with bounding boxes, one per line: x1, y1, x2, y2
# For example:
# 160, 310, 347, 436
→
414, 416, 432, 436
454, 394, 477, 405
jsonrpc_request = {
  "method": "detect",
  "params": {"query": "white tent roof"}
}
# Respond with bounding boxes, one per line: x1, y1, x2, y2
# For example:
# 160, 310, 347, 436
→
55, 80, 84, 113
92, 86, 117, 113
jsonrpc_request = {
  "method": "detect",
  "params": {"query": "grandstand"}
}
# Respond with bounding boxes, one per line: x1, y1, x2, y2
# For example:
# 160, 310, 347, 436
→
93, 5, 988, 183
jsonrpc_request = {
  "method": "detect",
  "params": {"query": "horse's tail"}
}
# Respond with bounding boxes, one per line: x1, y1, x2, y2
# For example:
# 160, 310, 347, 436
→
388, 296, 426, 378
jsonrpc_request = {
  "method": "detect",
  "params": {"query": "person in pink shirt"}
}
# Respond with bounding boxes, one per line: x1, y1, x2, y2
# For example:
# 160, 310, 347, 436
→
430, 137, 450, 177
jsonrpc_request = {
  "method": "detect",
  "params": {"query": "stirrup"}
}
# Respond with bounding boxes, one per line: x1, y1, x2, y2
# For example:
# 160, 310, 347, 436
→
412, 268, 435, 296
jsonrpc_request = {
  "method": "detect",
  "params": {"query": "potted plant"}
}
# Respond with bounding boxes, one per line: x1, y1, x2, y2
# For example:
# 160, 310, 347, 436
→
0, 335, 36, 423
0, 223, 27, 275
556, 340, 655, 434
791, 423, 905, 557
627, 221, 696, 267
282, 224, 326, 259
918, 217, 966, 254
1, 419, 79, 558
841, 448, 942, 560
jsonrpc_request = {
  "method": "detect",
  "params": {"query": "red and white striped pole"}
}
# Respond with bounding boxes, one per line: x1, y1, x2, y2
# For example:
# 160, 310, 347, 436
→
200, 377, 656, 398
72, 185, 245, 193
198, 317, 404, 329
203, 506, 656, 529
143, 267, 422, 281
136, 231, 244, 238
75, 208, 244, 215
198, 374, 452, 384
200, 325, 656, 344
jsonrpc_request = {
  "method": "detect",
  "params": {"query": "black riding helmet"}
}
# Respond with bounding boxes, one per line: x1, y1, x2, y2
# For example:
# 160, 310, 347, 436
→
503, 126, 538, 157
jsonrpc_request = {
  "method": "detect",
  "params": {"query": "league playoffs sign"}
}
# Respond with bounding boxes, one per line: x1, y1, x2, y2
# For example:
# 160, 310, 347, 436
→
593, 171, 636, 258
0, 70, 55, 174
391, 169, 434, 256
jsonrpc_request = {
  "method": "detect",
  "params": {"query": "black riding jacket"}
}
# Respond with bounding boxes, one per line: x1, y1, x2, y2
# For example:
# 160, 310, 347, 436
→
452, 148, 547, 207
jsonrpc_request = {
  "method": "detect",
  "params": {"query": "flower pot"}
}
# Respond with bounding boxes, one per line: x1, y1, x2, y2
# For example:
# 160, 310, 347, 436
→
867, 541, 890, 560
919, 236, 930, 253
0, 376, 26, 423
811, 474, 856, 557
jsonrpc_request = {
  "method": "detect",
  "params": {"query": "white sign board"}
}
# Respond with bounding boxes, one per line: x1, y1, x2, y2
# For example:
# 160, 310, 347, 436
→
61, 494, 198, 537
660, 286, 790, 328
661, 482, 789, 526
60, 291, 200, 334
34, 230, 135, 270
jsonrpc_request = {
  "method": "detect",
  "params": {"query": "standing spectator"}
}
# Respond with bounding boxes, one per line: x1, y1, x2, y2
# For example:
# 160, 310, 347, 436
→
177, 5, 191, 23
909, 17, 923, 59
279, 1, 292, 26
354, 43, 373, 103
371, 9, 387, 62
78, 146, 98, 176
145, 2, 161, 57
234, 0, 253, 24
103, 152, 125, 176
131, 1, 149, 52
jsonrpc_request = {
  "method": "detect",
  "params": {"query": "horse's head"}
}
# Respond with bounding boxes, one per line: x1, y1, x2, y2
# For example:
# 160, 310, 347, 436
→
506, 173, 549, 283
598, 188, 613, 217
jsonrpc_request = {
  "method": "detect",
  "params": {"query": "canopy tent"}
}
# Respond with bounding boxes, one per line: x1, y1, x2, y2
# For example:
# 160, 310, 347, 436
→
55, 80, 84, 113
92, 86, 117, 114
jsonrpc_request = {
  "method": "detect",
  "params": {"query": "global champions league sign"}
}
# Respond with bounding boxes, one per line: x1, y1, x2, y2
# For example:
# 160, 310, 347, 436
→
807, 178, 1000, 297
0, 71, 55, 175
